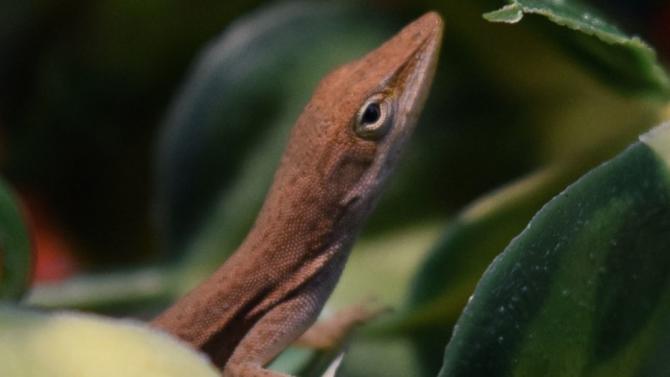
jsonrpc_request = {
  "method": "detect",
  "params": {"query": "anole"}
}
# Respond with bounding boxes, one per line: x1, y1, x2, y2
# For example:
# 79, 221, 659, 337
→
152, 12, 443, 376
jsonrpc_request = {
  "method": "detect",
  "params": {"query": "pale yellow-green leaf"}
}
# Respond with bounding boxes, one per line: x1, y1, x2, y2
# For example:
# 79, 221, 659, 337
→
0, 305, 218, 377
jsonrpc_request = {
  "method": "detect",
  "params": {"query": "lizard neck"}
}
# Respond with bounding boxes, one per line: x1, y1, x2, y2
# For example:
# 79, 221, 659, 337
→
151, 118, 371, 363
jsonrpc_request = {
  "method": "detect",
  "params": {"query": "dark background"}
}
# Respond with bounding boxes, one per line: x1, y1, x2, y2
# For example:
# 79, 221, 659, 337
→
1, 0, 668, 280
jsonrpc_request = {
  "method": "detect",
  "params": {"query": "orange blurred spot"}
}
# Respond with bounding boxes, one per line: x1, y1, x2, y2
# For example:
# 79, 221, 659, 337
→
19, 191, 79, 282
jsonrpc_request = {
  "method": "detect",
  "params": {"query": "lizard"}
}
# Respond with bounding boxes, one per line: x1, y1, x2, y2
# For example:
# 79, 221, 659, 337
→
152, 11, 443, 376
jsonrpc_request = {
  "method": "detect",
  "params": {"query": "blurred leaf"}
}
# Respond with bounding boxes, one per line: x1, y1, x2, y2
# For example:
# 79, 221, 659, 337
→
155, 1, 391, 283
26, 267, 172, 313
338, 337, 424, 377
365, 163, 590, 376
422, 1, 664, 199
438, 122, 670, 376
405, 162, 590, 321
391, 156, 619, 356
331, 222, 444, 309
378, 131, 661, 375
0, 177, 32, 300
0, 305, 218, 377
484, 0, 670, 99
2, 0, 267, 267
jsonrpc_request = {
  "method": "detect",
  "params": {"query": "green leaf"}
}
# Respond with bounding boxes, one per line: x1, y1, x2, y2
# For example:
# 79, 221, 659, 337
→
0, 177, 32, 300
483, 0, 670, 99
377, 162, 598, 376
484, 3, 524, 23
484, 0, 636, 40
438, 122, 670, 376
404, 163, 589, 325
0, 305, 218, 377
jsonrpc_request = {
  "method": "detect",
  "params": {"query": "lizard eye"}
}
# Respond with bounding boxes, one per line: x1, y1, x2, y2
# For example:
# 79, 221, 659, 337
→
354, 94, 392, 140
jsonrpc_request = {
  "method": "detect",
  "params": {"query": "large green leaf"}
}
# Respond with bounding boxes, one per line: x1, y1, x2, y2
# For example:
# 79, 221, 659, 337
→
404, 161, 594, 323
0, 177, 32, 300
391, 156, 629, 375
483, 0, 670, 99
386, 165, 586, 376
0, 305, 218, 377
438, 122, 670, 376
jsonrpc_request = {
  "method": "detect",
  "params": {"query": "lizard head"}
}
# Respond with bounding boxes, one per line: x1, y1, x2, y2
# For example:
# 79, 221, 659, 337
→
318, 12, 443, 222
273, 11, 443, 235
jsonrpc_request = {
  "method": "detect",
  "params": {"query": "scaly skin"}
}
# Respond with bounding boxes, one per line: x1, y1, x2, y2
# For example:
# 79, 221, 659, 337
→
152, 12, 443, 376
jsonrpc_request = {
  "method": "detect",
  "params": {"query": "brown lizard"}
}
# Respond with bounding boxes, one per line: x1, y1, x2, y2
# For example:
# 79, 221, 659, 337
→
152, 11, 443, 376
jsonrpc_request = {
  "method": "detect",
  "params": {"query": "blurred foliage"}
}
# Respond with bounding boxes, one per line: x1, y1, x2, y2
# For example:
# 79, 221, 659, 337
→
1, 0, 267, 266
155, 2, 391, 273
483, 0, 670, 98
2, 0, 670, 376
0, 178, 32, 300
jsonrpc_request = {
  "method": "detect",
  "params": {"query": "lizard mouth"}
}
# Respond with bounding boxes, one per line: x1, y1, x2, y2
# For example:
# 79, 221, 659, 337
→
391, 12, 444, 133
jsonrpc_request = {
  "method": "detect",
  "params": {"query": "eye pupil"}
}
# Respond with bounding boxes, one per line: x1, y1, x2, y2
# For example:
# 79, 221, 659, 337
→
354, 95, 392, 140
361, 103, 381, 125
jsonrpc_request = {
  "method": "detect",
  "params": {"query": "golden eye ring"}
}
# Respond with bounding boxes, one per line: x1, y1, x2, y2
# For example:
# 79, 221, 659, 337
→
354, 94, 392, 140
